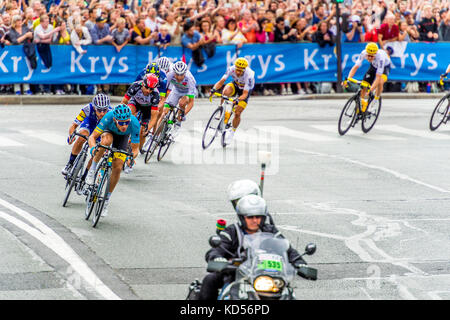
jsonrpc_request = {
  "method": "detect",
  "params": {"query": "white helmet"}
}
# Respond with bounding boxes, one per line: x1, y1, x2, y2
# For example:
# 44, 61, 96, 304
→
173, 60, 188, 75
156, 56, 171, 73
227, 179, 261, 209
235, 194, 268, 228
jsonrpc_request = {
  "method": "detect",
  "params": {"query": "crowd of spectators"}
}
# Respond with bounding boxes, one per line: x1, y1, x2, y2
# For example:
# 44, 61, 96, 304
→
0, 0, 449, 96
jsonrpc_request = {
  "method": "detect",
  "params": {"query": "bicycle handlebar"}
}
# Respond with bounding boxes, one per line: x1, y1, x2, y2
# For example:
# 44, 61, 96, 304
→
72, 132, 89, 141
95, 144, 134, 158
209, 91, 235, 102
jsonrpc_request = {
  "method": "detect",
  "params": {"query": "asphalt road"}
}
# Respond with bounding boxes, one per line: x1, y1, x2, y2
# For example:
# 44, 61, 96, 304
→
0, 95, 449, 300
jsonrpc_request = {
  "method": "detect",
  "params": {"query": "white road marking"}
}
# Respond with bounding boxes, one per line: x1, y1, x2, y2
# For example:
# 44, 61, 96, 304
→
377, 124, 450, 140
17, 129, 66, 146
0, 198, 121, 300
256, 126, 338, 142
294, 148, 450, 194
311, 124, 405, 141
0, 136, 24, 147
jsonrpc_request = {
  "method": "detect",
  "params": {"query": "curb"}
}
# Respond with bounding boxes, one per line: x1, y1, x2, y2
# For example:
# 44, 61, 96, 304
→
0, 93, 445, 105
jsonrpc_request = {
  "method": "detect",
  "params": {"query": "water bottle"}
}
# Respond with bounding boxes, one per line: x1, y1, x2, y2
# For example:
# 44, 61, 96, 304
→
426, 82, 431, 93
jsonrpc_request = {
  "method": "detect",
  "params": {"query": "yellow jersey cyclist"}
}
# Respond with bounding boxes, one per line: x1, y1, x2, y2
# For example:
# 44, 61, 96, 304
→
85, 104, 140, 216
343, 42, 391, 112
210, 57, 255, 144
160, 61, 197, 128
62, 93, 111, 179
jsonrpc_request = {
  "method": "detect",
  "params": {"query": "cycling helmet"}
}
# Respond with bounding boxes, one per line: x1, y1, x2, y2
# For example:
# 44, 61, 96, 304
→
113, 104, 131, 121
145, 62, 160, 77
365, 42, 378, 55
92, 93, 110, 111
227, 179, 261, 210
234, 57, 249, 70
156, 57, 171, 73
143, 73, 159, 89
173, 60, 188, 75
235, 194, 268, 228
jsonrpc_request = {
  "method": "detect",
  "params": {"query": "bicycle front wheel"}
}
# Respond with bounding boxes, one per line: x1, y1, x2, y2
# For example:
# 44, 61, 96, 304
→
157, 136, 172, 161
62, 155, 83, 207
429, 95, 450, 131
84, 160, 104, 220
362, 97, 382, 133
338, 96, 357, 136
202, 106, 223, 149
92, 167, 111, 228
145, 120, 167, 164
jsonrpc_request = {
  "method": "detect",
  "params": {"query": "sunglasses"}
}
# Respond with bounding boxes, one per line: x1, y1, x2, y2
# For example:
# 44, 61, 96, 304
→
367, 55, 375, 58
115, 119, 131, 126
96, 108, 108, 113
245, 216, 262, 220
142, 84, 154, 90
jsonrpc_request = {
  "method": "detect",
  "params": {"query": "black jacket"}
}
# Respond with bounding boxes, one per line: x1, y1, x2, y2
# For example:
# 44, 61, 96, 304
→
205, 223, 307, 268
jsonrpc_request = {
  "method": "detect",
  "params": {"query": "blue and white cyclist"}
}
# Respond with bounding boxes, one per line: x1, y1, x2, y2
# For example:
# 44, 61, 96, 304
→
62, 93, 111, 179
85, 104, 140, 216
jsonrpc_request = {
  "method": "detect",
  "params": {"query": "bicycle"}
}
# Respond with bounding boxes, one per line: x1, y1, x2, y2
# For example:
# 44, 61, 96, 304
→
84, 144, 133, 228
429, 77, 450, 131
202, 91, 235, 149
144, 104, 183, 163
338, 78, 382, 136
62, 132, 89, 207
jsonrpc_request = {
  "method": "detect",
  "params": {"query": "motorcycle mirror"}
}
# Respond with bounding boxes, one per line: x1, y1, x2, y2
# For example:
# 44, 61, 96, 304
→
304, 243, 316, 255
209, 235, 222, 248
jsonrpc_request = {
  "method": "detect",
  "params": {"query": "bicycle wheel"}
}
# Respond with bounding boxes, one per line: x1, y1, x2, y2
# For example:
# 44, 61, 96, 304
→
145, 119, 167, 163
202, 106, 223, 149
62, 155, 83, 207
362, 97, 382, 133
92, 167, 111, 228
84, 160, 105, 220
338, 96, 358, 136
157, 135, 172, 161
429, 94, 450, 131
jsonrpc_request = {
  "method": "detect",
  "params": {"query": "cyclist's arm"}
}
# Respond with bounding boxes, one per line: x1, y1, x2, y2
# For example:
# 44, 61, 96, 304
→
68, 122, 78, 137
185, 96, 195, 115
212, 78, 226, 91
121, 95, 130, 104
347, 64, 359, 81
238, 89, 249, 102
88, 129, 101, 149
130, 142, 140, 159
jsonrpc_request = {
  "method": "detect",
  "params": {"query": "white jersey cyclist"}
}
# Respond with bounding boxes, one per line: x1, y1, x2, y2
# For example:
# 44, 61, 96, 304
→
220, 65, 255, 92
354, 48, 391, 76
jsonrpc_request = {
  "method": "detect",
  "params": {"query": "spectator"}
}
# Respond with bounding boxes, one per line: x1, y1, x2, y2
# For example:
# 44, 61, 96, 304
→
53, 19, 70, 45
398, 20, 418, 42
90, 16, 113, 45
378, 13, 399, 48
293, 18, 314, 42
212, 15, 225, 44
418, 5, 439, 42
4, 14, 33, 95
111, 17, 129, 53
238, 9, 258, 44
274, 16, 297, 42
221, 18, 247, 47
131, 17, 154, 45
181, 20, 202, 52
163, 11, 182, 45
439, 10, 450, 41
313, 20, 334, 48
70, 21, 92, 54
157, 24, 171, 50
343, 15, 364, 43
145, 7, 160, 33
255, 18, 274, 44
85, 8, 97, 30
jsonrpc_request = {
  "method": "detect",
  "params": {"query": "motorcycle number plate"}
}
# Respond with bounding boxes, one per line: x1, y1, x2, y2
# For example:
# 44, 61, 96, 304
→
257, 254, 283, 272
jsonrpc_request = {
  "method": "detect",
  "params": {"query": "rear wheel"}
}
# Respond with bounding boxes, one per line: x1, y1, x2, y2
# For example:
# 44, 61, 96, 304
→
338, 96, 357, 136
362, 97, 382, 133
429, 95, 450, 131
202, 106, 223, 149
157, 138, 172, 161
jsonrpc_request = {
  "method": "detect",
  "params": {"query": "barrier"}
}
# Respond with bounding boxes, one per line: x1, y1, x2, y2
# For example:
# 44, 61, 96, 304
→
0, 42, 448, 85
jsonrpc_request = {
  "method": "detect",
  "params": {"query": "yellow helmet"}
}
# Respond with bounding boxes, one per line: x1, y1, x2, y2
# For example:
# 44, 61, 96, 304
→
235, 57, 249, 70
365, 42, 378, 55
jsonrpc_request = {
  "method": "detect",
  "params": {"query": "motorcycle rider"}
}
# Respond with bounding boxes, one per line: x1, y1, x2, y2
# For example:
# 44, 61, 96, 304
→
197, 194, 307, 300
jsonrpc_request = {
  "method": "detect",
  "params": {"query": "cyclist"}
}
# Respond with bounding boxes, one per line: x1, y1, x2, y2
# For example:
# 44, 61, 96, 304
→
62, 93, 111, 180
85, 104, 140, 216
121, 73, 160, 154
343, 42, 391, 113
210, 57, 255, 145
160, 60, 197, 127
440, 64, 450, 85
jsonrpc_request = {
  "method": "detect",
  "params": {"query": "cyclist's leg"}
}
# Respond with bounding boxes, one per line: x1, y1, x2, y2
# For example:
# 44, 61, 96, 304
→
139, 107, 151, 151
361, 66, 376, 112
147, 106, 159, 135
232, 100, 249, 130
108, 133, 129, 195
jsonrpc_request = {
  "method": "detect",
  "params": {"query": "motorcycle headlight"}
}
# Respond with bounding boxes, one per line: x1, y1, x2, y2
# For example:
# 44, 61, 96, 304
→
253, 276, 284, 293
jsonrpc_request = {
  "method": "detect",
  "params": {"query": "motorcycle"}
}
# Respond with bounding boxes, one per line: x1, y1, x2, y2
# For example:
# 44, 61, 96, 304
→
187, 232, 317, 300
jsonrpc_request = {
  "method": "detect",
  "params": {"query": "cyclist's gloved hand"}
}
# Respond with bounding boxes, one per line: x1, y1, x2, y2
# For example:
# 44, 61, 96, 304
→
67, 134, 75, 145
342, 79, 348, 88
233, 98, 240, 106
